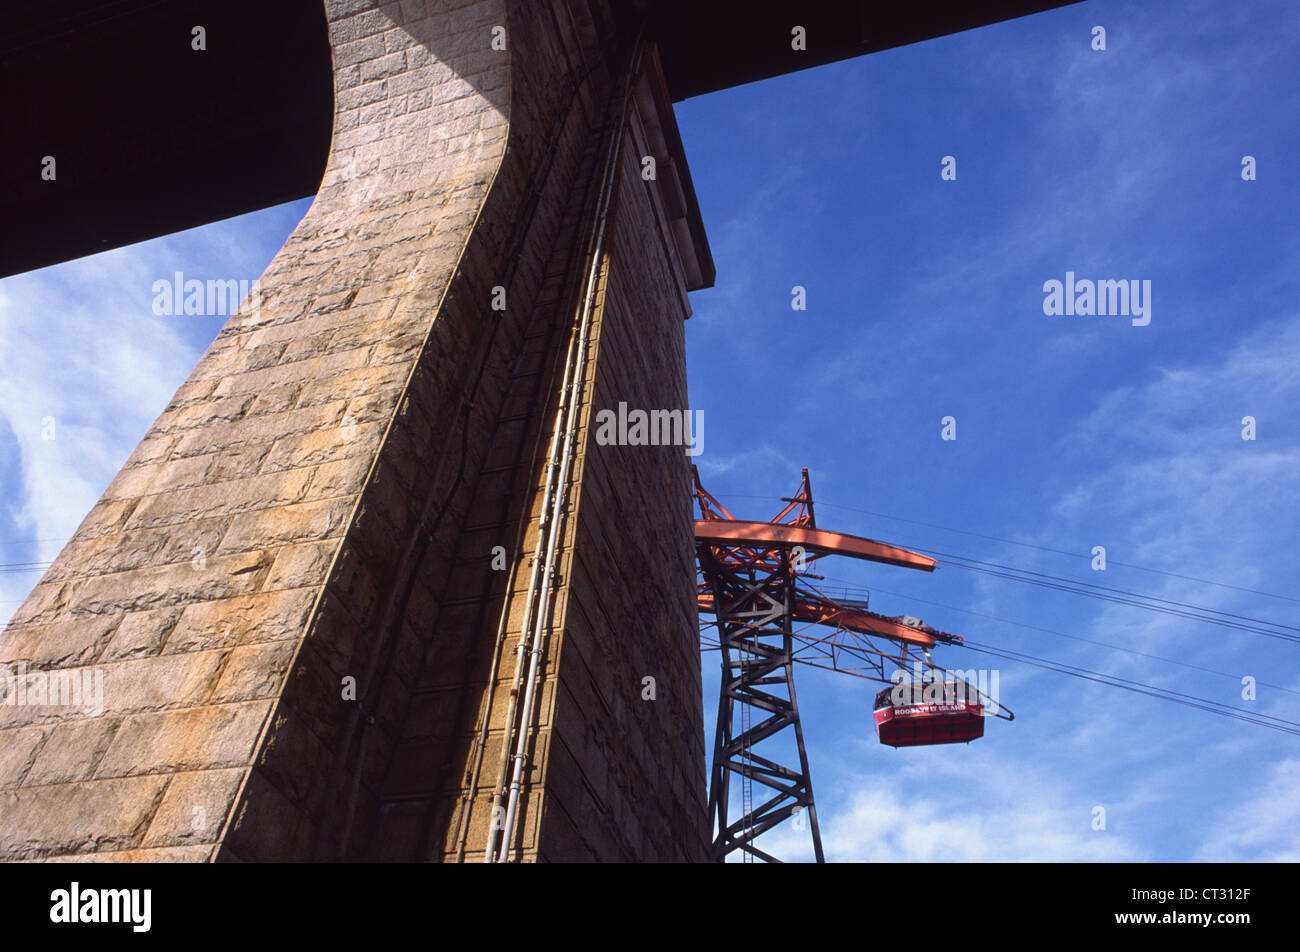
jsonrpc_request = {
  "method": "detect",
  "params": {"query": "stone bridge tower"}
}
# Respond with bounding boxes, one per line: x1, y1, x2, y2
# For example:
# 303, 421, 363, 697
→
1, 0, 712, 862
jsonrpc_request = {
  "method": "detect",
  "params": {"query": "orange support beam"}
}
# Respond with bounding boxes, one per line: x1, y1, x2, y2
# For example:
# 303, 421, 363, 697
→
693, 520, 936, 572
696, 594, 937, 648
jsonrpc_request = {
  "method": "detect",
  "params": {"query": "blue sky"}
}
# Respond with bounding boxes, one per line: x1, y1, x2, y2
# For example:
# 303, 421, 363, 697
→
2, 0, 1297, 860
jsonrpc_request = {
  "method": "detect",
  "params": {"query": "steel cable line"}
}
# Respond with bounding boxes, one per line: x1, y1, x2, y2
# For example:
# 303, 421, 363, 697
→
697, 576, 1300, 736
0, 562, 52, 574
722, 495, 1299, 643
722, 493, 1300, 604
917, 550, 1300, 634
693, 499, 1298, 737
815, 498, 1300, 605
796, 541, 1300, 648
925, 560, 1300, 645
791, 579, 1300, 733
812, 573, 1300, 698
792, 575, 1300, 734
956, 640, 1300, 737
707, 575, 1300, 736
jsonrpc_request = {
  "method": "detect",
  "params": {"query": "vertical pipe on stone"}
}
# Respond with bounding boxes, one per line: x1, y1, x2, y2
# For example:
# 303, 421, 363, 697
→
464, 21, 620, 865
466, 88, 596, 864
494, 36, 644, 865
478, 32, 642, 864
476, 85, 607, 862
478, 98, 609, 863
451, 328, 572, 864
477, 287, 581, 861
445, 14, 605, 863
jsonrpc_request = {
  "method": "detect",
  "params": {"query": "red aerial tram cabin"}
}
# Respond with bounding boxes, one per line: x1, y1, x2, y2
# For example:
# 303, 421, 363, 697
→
873, 682, 985, 748
694, 466, 1010, 860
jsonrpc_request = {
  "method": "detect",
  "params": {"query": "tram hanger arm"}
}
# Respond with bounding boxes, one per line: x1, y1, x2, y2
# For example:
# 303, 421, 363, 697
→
697, 593, 938, 648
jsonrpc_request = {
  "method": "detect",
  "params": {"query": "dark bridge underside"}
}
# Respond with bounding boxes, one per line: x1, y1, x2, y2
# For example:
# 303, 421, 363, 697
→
0, 0, 1078, 279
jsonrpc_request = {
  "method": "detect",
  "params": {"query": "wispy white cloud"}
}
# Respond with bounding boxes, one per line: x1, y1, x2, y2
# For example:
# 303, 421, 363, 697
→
0, 202, 305, 625
1195, 757, 1300, 861
744, 738, 1144, 862
0, 265, 185, 558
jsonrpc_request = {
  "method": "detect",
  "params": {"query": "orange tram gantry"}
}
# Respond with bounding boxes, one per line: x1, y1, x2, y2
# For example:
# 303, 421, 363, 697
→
693, 466, 1009, 862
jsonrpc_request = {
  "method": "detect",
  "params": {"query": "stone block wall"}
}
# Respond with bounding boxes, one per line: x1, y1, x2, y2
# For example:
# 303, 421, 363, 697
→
0, 0, 711, 863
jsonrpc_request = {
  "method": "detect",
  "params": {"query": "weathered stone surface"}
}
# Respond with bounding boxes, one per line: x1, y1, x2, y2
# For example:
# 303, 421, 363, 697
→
27, 845, 215, 863
22, 717, 121, 786
0, 727, 46, 788
211, 642, 298, 704
94, 651, 227, 716
0, 614, 121, 667
165, 589, 316, 653
1, 0, 710, 863
140, 768, 246, 848
100, 607, 181, 662
0, 776, 169, 860
218, 497, 355, 555
93, 703, 272, 779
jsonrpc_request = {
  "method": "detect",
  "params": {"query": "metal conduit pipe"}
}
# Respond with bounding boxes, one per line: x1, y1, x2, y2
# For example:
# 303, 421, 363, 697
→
494, 35, 645, 863
478, 31, 645, 864
478, 94, 612, 857
478, 100, 617, 863
451, 14, 604, 863
478, 299, 583, 861
451, 319, 574, 863
324, 6, 604, 860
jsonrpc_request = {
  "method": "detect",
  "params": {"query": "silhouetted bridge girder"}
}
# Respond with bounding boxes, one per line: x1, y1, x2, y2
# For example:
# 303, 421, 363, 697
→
1, 0, 1079, 279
